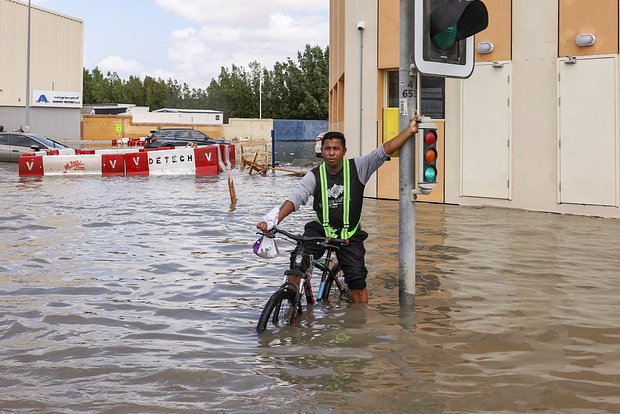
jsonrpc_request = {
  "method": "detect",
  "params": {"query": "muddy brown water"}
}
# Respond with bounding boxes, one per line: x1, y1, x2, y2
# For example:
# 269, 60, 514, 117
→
1, 159, 620, 413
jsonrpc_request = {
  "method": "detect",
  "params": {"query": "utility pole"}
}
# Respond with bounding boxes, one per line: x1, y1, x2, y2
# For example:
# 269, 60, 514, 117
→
398, 0, 417, 305
358, 20, 365, 152
25, 0, 32, 132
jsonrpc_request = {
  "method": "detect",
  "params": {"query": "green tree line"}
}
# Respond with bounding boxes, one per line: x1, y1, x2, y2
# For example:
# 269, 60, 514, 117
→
83, 44, 328, 121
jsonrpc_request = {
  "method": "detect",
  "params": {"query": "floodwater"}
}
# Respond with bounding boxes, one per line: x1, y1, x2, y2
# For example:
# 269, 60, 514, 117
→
1, 148, 620, 413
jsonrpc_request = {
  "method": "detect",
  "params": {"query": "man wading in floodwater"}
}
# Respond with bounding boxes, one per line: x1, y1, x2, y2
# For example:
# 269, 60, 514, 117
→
257, 117, 421, 303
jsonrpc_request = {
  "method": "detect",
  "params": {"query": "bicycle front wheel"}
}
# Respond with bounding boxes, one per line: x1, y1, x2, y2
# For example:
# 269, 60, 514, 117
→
256, 287, 298, 333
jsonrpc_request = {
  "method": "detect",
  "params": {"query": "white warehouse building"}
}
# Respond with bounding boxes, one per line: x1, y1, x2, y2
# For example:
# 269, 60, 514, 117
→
0, 0, 83, 141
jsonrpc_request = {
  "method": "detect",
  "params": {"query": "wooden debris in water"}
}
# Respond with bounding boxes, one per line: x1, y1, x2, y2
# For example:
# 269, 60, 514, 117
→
239, 144, 306, 177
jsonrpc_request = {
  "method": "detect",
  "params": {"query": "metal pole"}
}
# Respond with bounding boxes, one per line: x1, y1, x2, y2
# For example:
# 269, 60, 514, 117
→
25, 0, 32, 132
271, 129, 275, 169
259, 69, 262, 120
359, 24, 364, 154
398, 0, 417, 305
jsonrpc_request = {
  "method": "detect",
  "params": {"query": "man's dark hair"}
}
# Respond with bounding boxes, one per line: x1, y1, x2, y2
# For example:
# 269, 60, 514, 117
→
321, 131, 346, 149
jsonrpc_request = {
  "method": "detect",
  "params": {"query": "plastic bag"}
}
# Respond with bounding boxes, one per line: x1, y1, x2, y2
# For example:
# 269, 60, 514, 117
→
253, 206, 280, 258
253, 234, 279, 258
261, 206, 280, 230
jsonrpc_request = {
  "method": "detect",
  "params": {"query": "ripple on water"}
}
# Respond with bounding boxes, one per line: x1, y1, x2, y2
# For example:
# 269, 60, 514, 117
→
1, 165, 620, 412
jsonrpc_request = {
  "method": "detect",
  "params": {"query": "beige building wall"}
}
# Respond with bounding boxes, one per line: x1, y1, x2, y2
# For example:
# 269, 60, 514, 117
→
342, 0, 380, 197
81, 115, 225, 141
374, 0, 445, 203
81, 116, 272, 143
447, 0, 620, 218
559, 0, 618, 57
331, 0, 620, 218
223, 118, 273, 141
475, 0, 512, 62
329, 0, 345, 133
448, 0, 560, 211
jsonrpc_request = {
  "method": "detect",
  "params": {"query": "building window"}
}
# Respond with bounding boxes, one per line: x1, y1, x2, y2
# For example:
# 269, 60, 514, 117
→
387, 70, 400, 109
386, 71, 445, 119
420, 76, 445, 119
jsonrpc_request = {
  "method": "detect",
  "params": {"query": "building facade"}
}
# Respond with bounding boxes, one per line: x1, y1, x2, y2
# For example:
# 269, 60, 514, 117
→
0, 0, 83, 140
330, 0, 620, 218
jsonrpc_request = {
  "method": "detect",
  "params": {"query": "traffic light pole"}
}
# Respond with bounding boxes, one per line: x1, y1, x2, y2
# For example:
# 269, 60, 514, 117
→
398, 0, 417, 305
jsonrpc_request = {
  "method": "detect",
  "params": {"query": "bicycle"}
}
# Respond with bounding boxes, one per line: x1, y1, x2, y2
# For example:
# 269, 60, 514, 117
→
256, 227, 351, 333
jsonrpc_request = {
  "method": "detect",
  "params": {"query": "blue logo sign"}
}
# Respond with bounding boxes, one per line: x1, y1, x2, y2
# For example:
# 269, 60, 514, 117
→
36, 95, 49, 103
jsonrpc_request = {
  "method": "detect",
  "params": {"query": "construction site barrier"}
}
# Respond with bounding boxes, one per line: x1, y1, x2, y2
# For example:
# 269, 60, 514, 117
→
19, 144, 235, 177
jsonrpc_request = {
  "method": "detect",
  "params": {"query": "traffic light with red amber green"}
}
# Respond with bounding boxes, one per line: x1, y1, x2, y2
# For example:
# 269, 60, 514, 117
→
417, 117, 438, 191
414, 0, 489, 78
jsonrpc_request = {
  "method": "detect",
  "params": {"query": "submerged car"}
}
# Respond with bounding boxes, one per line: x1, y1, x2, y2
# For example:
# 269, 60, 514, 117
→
0, 131, 70, 162
144, 128, 229, 149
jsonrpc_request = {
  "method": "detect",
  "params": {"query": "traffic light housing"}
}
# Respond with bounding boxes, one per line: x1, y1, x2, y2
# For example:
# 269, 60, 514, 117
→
414, 0, 489, 78
418, 119, 438, 191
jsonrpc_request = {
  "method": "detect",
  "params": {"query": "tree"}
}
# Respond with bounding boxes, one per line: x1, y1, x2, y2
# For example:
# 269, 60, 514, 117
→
82, 68, 94, 104
124, 76, 145, 106
268, 61, 292, 119
88, 67, 109, 103
143, 76, 167, 110
289, 45, 329, 119
106, 71, 124, 103
82, 44, 329, 119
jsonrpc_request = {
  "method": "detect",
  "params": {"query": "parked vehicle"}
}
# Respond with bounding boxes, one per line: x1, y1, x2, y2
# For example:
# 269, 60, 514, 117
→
315, 132, 326, 157
144, 128, 229, 149
0, 132, 70, 162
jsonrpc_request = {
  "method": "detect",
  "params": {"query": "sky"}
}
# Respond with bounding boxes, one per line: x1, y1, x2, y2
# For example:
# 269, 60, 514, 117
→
30, 0, 329, 90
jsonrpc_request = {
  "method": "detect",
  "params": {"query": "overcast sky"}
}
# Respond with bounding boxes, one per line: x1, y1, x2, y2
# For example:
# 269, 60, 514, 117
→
30, 0, 329, 89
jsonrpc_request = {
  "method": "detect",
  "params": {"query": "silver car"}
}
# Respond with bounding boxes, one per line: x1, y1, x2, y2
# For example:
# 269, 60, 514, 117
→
0, 132, 69, 162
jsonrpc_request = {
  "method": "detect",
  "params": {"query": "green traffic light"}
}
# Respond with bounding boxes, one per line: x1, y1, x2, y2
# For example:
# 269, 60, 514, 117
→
432, 24, 457, 51
424, 166, 437, 182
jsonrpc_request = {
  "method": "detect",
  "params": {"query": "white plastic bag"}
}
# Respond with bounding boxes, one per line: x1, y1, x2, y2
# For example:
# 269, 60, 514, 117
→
261, 206, 280, 230
253, 234, 279, 258
253, 206, 280, 258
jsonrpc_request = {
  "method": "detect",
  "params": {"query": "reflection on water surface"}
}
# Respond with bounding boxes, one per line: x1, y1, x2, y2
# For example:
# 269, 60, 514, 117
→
1, 160, 620, 413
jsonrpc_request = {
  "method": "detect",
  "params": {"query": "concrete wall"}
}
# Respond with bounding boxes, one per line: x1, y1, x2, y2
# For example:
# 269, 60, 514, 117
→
81, 115, 277, 143
132, 111, 223, 125
272, 119, 328, 141
80, 116, 331, 145
223, 118, 273, 141
81, 115, 224, 141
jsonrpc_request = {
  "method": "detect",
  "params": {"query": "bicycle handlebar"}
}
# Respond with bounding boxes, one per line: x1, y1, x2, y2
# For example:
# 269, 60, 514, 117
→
260, 227, 349, 247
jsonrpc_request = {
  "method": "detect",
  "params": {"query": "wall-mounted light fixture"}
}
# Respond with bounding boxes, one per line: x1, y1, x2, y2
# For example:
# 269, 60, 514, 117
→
564, 56, 578, 65
575, 33, 596, 47
476, 41, 494, 54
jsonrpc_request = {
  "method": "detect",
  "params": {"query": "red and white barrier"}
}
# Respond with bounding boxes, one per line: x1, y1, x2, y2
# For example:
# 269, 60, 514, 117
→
19, 144, 235, 177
